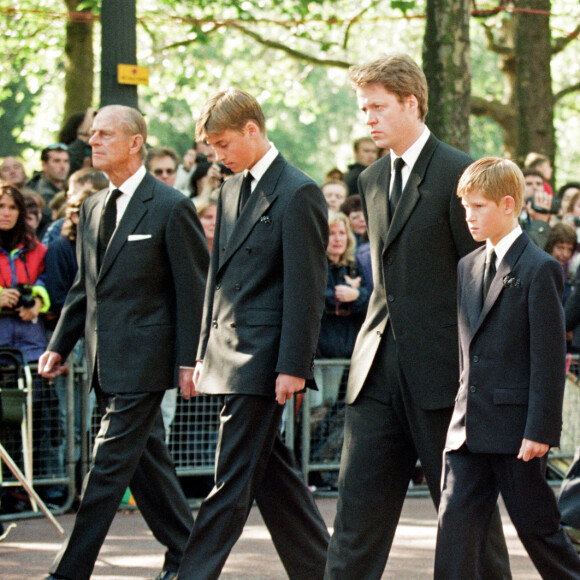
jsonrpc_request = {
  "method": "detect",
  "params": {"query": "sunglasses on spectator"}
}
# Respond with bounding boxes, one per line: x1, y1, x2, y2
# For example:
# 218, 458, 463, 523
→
153, 168, 176, 176
46, 143, 69, 151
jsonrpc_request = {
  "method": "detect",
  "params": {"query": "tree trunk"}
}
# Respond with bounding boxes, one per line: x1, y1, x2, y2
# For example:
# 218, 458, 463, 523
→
422, 0, 471, 152
513, 0, 555, 167
63, 1, 94, 124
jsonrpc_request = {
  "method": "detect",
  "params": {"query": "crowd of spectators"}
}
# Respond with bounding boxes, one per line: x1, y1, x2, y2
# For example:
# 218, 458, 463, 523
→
0, 116, 578, 512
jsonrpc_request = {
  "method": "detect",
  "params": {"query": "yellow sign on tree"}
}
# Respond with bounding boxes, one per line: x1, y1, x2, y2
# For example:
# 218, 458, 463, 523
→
117, 64, 149, 86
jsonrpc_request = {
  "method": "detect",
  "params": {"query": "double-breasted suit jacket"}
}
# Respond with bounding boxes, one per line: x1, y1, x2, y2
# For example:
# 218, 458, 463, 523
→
346, 134, 477, 407
49, 172, 209, 392
447, 232, 566, 453
196, 153, 329, 395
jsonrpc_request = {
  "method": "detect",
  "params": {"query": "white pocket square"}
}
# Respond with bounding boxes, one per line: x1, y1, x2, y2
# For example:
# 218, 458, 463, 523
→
127, 234, 152, 241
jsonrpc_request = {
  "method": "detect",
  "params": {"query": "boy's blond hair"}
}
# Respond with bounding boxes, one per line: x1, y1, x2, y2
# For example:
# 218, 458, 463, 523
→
457, 157, 524, 214
196, 88, 266, 142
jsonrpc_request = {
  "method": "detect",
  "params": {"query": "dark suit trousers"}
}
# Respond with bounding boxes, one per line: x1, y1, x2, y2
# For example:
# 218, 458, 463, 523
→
435, 446, 580, 579
50, 386, 193, 580
325, 330, 511, 580
178, 394, 330, 580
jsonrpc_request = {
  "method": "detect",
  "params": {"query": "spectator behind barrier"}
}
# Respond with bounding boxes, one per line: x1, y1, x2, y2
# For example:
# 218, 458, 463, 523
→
520, 167, 553, 249
41, 167, 108, 247
0, 183, 62, 506
545, 222, 577, 305
194, 197, 217, 254
343, 136, 379, 195
189, 160, 228, 200
174, 140, 216, 197
557, 182, 580, 221
0, 183, 50, 361
524, 151, 554, 195
339, 194, 373, 291
315, 211, 371, 404
59, 108, 96, 175
0, 157, 28, 188
146, 146, 180, 188
26, 144, 70, 207
321, 179, 348, 213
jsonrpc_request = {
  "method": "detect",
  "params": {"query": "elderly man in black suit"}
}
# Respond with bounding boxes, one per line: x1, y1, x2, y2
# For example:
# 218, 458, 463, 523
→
38, 105, 209, 580
178, 88, 330, 580
324, 54, 511, 579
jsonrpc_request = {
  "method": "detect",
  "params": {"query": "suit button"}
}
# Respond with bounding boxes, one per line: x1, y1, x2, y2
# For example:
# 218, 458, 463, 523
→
376, 330, 382, 337
212, 320, 218, 328
469, 385, 477, 393
216, 283, 221, 290
387, 294, 394, 303
234, 284, 241, 291
230, 322, 236, 328
473, 355, 479, 363
245, 247, 252, 254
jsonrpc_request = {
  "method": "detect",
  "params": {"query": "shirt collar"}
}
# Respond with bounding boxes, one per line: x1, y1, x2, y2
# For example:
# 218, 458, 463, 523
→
392, 125, 431, 173
245, 143, 279, 186
487, 225, 523, 265
108, 164, 146, 199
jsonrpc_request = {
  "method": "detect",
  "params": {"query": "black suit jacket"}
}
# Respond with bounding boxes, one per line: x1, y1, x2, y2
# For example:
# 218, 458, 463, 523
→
347, 133, 477, 408
446, 232, 566, 453
196, 153, 329, 396
48, 171, 209, 393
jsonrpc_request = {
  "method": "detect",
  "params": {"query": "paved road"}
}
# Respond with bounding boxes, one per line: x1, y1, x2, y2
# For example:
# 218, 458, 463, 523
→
1, 495, 539, 579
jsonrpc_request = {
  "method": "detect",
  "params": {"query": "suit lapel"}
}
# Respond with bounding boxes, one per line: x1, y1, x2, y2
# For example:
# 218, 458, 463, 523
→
98, 173, 152, 280
385, 134, 438, 250
472, 232, 529, 336
218, 154, 284, 274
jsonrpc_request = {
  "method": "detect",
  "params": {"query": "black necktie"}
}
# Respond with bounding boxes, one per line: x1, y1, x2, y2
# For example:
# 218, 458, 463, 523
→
98, 188, 123, 269
483, 250, 496, 302
238, 172, 253, 217
389, 157, 405, 217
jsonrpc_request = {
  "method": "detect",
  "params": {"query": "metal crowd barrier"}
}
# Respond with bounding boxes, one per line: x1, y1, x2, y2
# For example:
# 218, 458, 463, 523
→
4, 354, 578, 524
0, 356, 77, 521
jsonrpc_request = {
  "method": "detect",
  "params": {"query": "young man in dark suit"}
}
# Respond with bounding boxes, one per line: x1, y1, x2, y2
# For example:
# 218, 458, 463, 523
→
178, 88, 330, 579
325, 54, 511, 579
38, 105, 209, 580
434, 157, 580, 579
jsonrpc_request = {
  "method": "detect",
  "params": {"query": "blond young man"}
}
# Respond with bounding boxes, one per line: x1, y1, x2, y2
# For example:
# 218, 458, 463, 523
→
178, 88, 330, 580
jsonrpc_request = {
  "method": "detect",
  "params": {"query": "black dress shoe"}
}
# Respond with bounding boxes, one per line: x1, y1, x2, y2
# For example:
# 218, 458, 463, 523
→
153, 571, 178, 580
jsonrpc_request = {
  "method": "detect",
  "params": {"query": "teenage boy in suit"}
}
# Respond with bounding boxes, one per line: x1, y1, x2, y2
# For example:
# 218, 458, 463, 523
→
434, 157, 580, 579
178, 88, 330, 580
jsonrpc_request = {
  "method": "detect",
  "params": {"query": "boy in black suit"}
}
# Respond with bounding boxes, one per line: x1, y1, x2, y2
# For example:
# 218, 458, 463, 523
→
434, 157, 580, 579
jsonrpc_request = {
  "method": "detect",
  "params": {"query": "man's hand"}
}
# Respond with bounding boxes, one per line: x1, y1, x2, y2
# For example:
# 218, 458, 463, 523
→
180, 362, 202, 400
527, 190, 552, 222
517, 438, 549, 462
38, 351, 67, 379
275, 373, 305, 406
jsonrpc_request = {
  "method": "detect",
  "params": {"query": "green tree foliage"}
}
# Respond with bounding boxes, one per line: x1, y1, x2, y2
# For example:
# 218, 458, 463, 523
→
1, 0, 578, 184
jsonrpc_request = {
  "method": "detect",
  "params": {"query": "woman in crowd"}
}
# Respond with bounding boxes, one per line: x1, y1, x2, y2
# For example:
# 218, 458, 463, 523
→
0, 183, 60, 504
189, 161, 226, 199
315, 211, 371, 403
0, 183, 50, 359
194, 198, 217, 254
